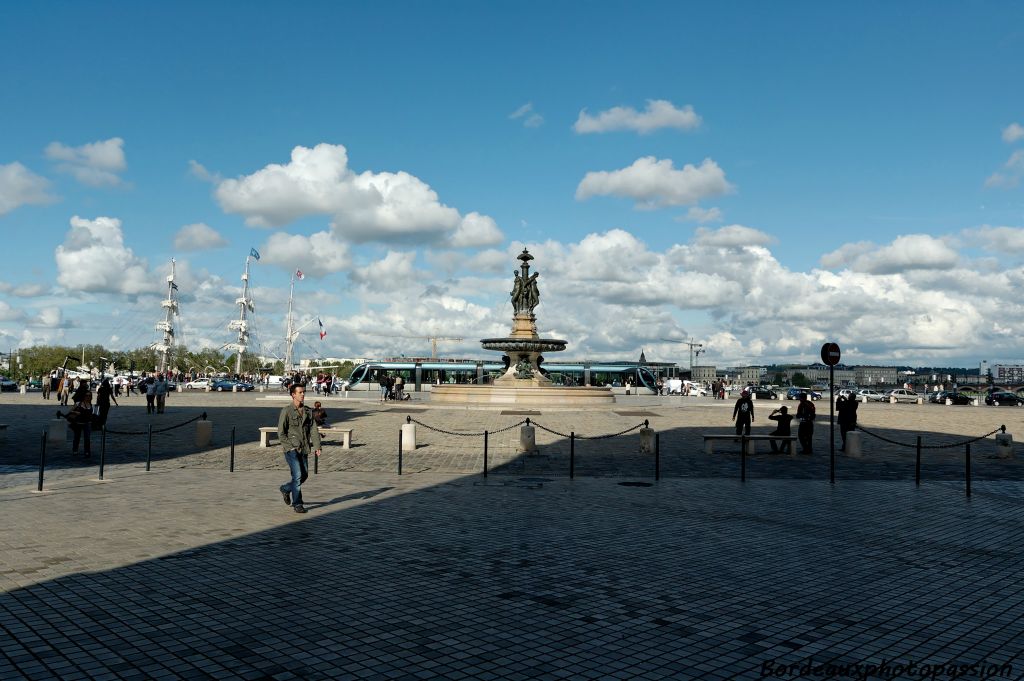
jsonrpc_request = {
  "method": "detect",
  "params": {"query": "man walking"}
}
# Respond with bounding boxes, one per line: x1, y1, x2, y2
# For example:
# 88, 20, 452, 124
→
277, 383, 322, 514
155, 374, 169, 413
796, 392, 816, 455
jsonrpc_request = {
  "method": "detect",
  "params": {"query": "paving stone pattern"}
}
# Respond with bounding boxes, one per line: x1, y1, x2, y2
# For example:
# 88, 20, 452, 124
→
0, 464, 1021, 680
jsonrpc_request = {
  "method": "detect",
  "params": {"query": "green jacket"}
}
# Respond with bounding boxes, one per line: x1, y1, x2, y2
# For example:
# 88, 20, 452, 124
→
278, 403, 322, 455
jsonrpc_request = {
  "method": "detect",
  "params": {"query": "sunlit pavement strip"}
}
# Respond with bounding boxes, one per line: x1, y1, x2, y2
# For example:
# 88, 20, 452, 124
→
1, 464, 1022, 680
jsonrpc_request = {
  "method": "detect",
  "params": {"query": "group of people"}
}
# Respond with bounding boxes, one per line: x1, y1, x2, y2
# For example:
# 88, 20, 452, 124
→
56, 377, 120, 458
377, 373, 406, 402
730, 388, 857, 455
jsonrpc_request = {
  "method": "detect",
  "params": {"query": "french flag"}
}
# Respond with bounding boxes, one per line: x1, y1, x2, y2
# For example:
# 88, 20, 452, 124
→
318, 318, 326, 340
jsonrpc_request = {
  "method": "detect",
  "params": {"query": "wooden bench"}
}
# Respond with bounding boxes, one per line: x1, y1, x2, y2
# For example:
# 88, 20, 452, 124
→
703, 434, 798, 455
259, 426, 353, 449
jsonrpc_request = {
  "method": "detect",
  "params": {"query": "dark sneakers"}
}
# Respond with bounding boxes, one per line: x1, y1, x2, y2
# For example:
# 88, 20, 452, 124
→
293, 505, 307, 514
280, 489, 291, 506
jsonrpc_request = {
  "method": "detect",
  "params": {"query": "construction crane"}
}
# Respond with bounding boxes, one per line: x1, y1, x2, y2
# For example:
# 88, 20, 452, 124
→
365, 334, 465, 359
661, 337, 705, 375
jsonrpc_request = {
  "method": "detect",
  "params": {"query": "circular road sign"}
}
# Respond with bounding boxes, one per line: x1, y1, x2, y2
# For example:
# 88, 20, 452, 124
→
820, 342, 841, 366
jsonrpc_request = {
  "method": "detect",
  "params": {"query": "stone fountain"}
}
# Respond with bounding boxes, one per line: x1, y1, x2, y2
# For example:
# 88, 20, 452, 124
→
430, 249, 614, 406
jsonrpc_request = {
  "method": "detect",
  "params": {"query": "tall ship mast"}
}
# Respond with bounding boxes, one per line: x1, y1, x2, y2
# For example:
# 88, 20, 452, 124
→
227, 253, 255, 375
284, 272, 296, 374
153, 259, 179, 374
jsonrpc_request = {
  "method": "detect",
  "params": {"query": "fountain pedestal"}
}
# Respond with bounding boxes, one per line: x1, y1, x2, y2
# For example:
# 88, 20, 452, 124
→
430, 250, 614, 408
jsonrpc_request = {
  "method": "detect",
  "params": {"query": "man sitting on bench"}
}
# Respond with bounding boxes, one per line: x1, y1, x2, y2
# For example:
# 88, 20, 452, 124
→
768, 406, 794, 454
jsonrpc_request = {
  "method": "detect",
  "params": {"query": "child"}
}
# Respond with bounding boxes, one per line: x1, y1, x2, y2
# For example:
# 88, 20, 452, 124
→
312, 401, 330, 428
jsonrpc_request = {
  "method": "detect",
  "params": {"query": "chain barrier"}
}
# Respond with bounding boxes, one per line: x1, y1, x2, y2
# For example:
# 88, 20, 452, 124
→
406, 417, 528, 437
102, 412, 208, 436
857, 424, 1005, 449
407, 416, 647, 441
531, 421, 647, 440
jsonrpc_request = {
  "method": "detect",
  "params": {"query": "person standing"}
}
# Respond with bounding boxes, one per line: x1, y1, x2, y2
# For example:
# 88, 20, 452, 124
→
768, 406, 794, 454
95, 378, 118, 427
732, 389, 755, 436
796, 392, 816, 455
277, 384, 322, 514
145, 375, 156, 414
155, 374, 169, 414
836, 394, 858, 452
62, 392, 94, 458
42, 374, 51, 400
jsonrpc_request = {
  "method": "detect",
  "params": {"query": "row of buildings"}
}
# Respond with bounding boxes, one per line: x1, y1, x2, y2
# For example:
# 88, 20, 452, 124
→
693, 362, 1024, 388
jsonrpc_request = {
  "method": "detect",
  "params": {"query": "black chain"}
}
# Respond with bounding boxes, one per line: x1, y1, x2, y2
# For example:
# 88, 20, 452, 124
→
857, 424, 1006, 449
407, 417, 528, 437
531, 421, 646, 440
104, 413, 207, 436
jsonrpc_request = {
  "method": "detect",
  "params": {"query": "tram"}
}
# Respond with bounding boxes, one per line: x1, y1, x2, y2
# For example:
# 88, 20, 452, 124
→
346, 358, 675, 393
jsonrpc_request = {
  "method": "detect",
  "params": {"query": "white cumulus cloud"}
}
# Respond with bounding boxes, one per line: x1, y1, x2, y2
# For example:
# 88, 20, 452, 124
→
678, 206, 723, 223
212, 143, 503, 247
259, 230, 352, 278
55, 216, 153, 294
1002, 122, 1024, 143
174, 223, 229, 251
0, 162, 56, 215
576, 157, 734, 209
820, 234, 959, 274
962, 225, 1024, 254
694, 225, 773, 249
45, 137, 126, 187
574, 99, 702, 135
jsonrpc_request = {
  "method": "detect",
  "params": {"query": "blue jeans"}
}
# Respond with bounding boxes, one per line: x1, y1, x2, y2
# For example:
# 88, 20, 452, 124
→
280, 449, 309, 507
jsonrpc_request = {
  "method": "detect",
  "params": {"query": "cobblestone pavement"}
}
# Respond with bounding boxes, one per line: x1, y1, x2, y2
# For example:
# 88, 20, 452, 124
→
0, 462, 1021, 680
2, 391, 1022, 483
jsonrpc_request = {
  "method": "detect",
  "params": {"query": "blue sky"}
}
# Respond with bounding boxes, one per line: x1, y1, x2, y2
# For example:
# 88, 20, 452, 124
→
2, 1, 1023, 369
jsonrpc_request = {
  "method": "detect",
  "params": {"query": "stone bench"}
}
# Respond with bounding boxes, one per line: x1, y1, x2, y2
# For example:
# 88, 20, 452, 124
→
703, 434, 798, 455
259, 426, 353, 449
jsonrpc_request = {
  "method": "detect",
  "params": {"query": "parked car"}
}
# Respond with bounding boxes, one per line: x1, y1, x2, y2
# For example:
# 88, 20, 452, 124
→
0, 376, 18, 392
786, 388, 821, 400
856, 389, 886, 402
885, 388, 920, 403
939, 391, 974, 406
185, 378, 212, 390
211, 379, 241, 392
985, 391, 1024, 406
749, 386, 779, 400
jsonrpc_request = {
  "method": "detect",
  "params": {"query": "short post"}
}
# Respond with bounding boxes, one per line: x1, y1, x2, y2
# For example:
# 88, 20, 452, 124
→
196, 417, 213, 448
965, 443, 971, 498
314, 441, 319, 475
995, 425, 1013, 459
483, 430, 489, 477
655, 433, 660, 481
915, 435, 921, 486
37, 431, 46, 492
398, 429, 403, 475
740, 435, 747, 482
518, 417, 537, 454
146, 424, 153, 471
98, 426, 106, 481
570, 431, 575, 479
229, 426, 235, 472
639, 419, 654, 454
401, 415, 416, 452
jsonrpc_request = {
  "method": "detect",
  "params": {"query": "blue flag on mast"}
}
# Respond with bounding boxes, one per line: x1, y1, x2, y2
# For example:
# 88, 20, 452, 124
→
249, 248, 261, 260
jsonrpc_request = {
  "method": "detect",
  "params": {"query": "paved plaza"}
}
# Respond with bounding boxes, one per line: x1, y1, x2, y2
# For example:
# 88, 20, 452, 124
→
1, 392, 1023, 679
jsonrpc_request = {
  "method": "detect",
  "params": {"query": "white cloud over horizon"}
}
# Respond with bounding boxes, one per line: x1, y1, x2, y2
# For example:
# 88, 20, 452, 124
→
576, 157, 735, 209
45, 137, 127, 187
0, 162, 56, 215
55, 216, 154, 295
574, 100, 702, 134
1002, 122, 1024, 143
174, 223, 229, 251
211, 143, 504, 248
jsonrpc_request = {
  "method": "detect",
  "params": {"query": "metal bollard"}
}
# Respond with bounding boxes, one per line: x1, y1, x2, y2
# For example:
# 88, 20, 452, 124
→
146, 424, 153, 471
229, 426, 235, 472
398, 430, 403, 475
995, 426, 1013, 459
570, 431, 575, 479
915, 435, 921, 486
741, 435, 747, 482
483, 430, 488, 477
37, 431, 46, 492
639, 420, 654, 454
99, 426, 106, 480
965, 443, 971, 498
655, 433, 660, 481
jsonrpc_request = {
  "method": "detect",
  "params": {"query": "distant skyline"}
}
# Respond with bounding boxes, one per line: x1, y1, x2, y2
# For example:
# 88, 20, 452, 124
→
2, 2, 1023, 368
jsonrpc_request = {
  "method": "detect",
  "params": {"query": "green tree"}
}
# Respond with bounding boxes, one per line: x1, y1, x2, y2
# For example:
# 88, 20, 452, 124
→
791, 372, 811, 387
